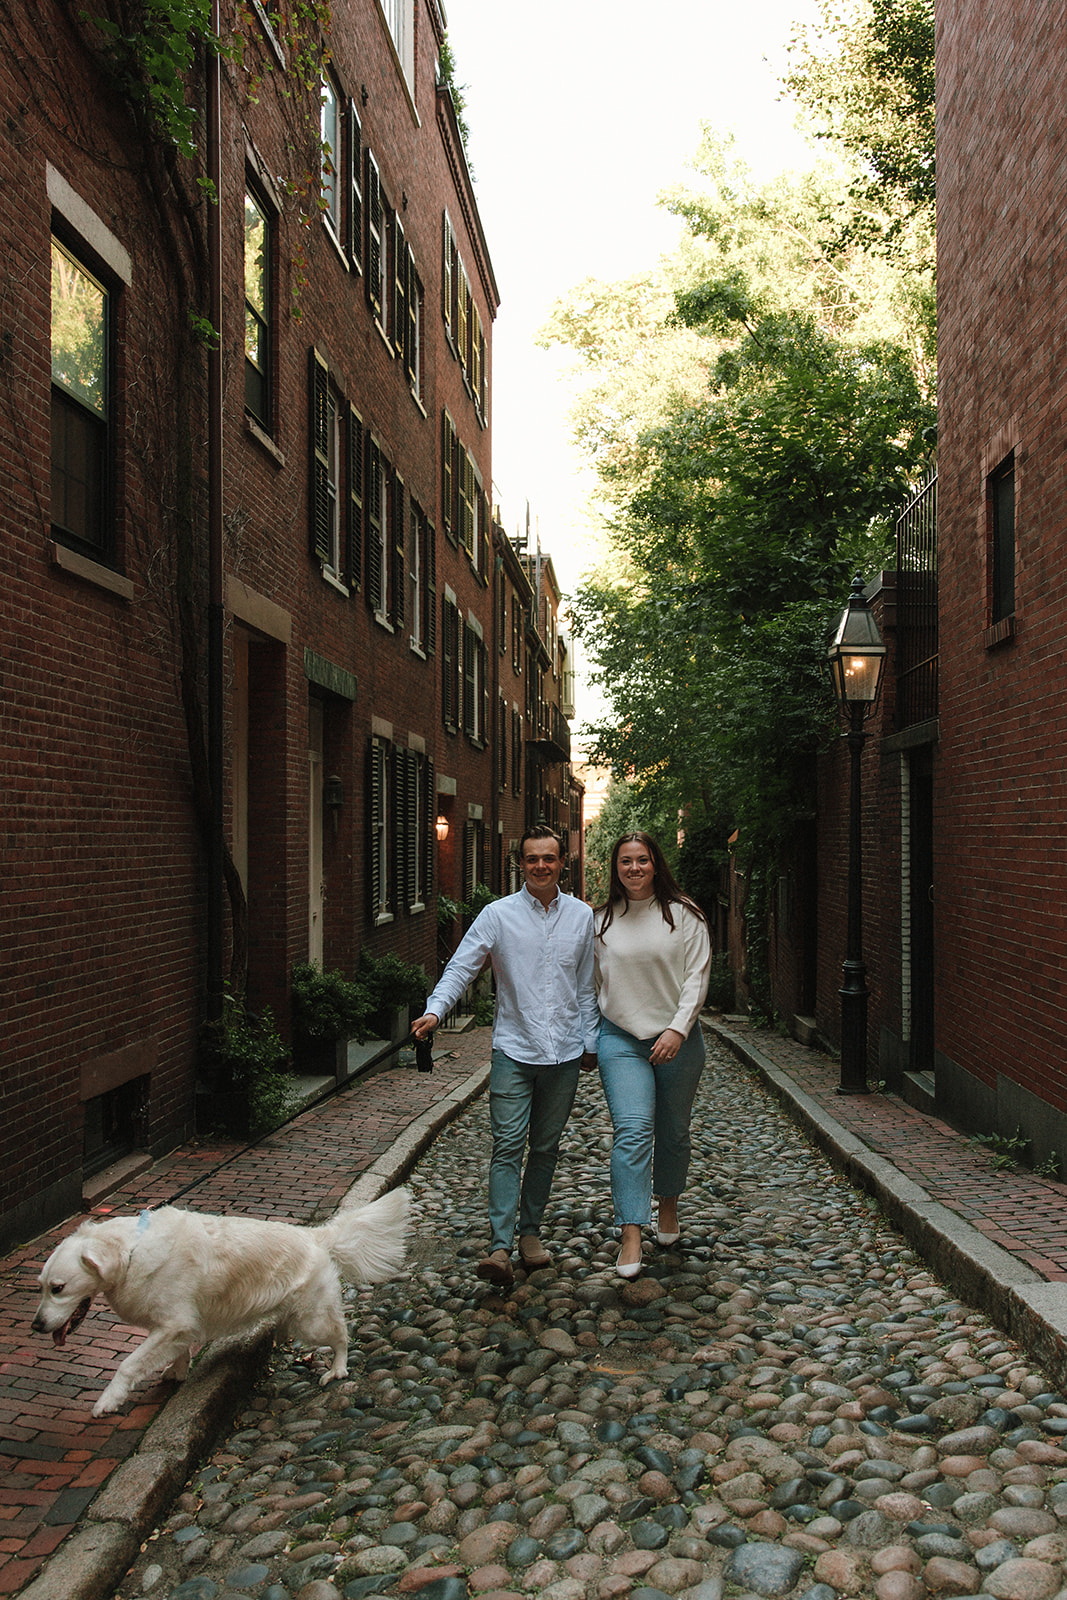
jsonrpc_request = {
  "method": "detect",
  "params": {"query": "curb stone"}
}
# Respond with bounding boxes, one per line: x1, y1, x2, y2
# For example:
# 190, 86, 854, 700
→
707, 1017, 1067, 1387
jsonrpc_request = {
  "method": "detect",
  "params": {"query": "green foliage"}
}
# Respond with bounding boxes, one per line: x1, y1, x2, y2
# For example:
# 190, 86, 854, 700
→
555, 125, 935, 1009
783, 0, 935, 253
200, 993, 295, 1138
972, 1126, 1029, 1171
357, 950, 430, 1014
705, 954, 735, 1014
438, 36, 472, 156
437, 894, 465, 928
87, 0, 218, 160
471, 994, 495, 1028
584, 777, 680, 906
291, 962, 375, 1046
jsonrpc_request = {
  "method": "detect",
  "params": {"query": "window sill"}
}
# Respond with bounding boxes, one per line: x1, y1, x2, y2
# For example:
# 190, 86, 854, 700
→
245, 413, 285, 466
374, 911, 395, 927
373, 611, 395, 633
409, 640, 427, 659
410, 387, 427, 418
322, 220, 350, 271
984, 614, 1016, 648
408, 902, 426, 917
50, 540, 134, 600
321, 568, 349, 596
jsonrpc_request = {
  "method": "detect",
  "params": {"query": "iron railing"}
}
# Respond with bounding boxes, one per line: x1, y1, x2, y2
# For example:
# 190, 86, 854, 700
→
895, 466, 938, 729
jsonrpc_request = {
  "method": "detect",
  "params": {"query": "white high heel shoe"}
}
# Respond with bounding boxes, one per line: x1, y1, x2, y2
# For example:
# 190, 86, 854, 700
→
616, 1252, 643, 1280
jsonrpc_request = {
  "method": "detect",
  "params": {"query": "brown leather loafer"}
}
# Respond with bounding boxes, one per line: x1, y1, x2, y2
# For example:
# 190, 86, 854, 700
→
518, 1235, 552, 1270
476, 1249, 515, 1287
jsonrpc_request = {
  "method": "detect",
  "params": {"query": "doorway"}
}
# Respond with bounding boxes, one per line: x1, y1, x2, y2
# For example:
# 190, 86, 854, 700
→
308, 698, 324, 964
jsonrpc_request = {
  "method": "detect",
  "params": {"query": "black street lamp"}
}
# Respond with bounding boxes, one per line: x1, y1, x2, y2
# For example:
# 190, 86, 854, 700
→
827, 574, 887, 1095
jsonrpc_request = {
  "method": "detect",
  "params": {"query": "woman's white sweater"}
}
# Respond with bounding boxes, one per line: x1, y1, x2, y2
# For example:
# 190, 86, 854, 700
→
594, 896, 712, 1041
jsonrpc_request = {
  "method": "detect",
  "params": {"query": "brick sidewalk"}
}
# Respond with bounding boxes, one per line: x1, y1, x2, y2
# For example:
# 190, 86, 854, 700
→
0, 1029, 491, 1597
711, 1018, 1067, 1281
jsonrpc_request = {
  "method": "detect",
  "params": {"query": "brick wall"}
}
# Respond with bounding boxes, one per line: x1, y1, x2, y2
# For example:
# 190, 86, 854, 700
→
936, 0, 1067, 1130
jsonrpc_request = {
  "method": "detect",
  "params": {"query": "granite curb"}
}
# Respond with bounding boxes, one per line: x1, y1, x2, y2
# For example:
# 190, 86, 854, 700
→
13, 1059, 491, 1600
707, 1017, 1067, 1392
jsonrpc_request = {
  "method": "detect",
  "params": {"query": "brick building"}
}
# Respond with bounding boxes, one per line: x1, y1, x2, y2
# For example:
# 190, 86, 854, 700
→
0, 0, 579, 1250
930, 0, 1067, 1154
765, 0, 1067, 1150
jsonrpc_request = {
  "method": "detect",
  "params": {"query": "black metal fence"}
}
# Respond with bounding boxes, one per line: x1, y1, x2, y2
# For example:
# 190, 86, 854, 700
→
895, 467, 938, 729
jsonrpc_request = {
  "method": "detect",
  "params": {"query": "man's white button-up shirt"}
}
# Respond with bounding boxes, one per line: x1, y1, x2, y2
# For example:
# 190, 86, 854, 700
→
425, 884, 600, 1065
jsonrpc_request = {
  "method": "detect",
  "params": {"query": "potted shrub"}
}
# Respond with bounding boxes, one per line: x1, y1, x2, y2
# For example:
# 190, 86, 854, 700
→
291, 962, 376, 1076
357, 950, 430, 1042
199, 994, 295, 1140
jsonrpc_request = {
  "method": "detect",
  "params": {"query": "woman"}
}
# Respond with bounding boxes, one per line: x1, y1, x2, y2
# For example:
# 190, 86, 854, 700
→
595, 832, 712, 1277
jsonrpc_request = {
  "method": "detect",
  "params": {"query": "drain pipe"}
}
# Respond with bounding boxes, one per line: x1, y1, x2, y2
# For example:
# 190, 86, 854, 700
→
206, 6, 226, 1018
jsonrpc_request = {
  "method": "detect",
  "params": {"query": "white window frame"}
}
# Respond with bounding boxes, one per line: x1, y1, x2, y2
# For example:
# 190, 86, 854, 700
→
320, 75, 341, 241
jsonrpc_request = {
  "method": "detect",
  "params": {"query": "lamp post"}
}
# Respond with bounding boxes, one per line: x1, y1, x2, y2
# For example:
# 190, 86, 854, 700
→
827, 575, 887, 1095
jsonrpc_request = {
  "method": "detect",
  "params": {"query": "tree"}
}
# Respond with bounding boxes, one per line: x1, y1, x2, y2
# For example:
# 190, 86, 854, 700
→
554, 127, 935, 1004
584, 778, 681, 907
783, 0, 935, 254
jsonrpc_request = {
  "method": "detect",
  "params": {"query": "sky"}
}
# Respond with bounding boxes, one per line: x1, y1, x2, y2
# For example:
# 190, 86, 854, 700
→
440, 0, 824, 718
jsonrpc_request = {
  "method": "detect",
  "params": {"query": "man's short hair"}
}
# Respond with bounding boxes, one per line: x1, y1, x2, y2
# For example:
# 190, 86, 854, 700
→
519, 824, 563, 860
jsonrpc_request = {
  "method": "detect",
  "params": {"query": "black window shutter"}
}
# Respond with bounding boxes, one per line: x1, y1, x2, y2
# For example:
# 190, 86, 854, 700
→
348, 104, 363, 271
366, 436, 384, 611
393, 217, 406, 358
442, 411, 456, 546
309, 348, 331, 562
403, 749, 418, 910
391, 469, 406, 627
462, 624, 475, 734
347, 406, 363, 588
368, 737, 383, 922
425, 521, 437, 656
442, 596, 456, 730
366, 152, 382, 319
480, 638, 490, 746
423, 755, 435, 899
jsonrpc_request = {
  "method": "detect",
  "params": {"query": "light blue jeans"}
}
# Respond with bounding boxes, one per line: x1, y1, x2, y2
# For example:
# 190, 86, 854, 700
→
598, 1017, 706, 1227
488, 1049, 582, 1253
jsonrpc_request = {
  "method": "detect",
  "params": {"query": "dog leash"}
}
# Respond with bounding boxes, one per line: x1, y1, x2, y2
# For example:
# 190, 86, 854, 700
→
152, 1030, 434, 1212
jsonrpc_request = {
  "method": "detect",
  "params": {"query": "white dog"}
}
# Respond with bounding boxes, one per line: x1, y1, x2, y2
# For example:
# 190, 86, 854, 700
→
31, 1186, 410, 1416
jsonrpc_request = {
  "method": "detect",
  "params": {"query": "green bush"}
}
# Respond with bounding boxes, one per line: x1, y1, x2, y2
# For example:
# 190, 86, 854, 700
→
291, 962, 375, 1046
200, 994, 295, 1138
705, 953, 735, 1013
357, 949, 430, 1013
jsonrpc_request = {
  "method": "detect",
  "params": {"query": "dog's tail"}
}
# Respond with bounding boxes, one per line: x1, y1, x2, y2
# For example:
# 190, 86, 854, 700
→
319, 1186, 411, 1284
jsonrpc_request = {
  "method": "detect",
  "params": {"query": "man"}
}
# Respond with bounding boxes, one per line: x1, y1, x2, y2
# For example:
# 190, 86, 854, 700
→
412, 825, 599, 1287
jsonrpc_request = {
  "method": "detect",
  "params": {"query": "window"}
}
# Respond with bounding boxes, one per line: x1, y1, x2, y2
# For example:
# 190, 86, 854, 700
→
399, 747, 434, 912
320, 76, 341, 240
309, 350, 341, 578
441, 210, 489, 421
442, 410, 458, 545
369, 735, 394, 923
366, 152, 386, 327
382, 0, 415, 91
392, 224, 422, 398
511, 708, 523, 797
442, 590, 461, 732
348, 103, 363, 272
51, 237, 110, 558
244, 185, 272, 427
463, 817, 486, 904
463, 618, 488, 745
511, 594, 523, 673
497, 695, 508, 791
990, 452, 1015, 625
366, 436, 388, 616
409, 503, 436, 656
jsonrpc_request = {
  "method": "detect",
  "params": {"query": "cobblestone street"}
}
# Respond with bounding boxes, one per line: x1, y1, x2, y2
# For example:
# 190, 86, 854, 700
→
109, 1033, 1067, 1600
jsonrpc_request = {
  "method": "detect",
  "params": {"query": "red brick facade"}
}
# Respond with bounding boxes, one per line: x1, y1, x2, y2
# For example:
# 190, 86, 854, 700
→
931, 0, 1067, 1152
0, 0, 578, 1250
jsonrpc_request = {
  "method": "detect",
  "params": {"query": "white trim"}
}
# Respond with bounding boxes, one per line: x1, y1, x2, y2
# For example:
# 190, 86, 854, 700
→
47, 165, 131, 283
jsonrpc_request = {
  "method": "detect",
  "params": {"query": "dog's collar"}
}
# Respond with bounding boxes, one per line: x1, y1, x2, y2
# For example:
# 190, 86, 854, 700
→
136, 1209, 152, 1235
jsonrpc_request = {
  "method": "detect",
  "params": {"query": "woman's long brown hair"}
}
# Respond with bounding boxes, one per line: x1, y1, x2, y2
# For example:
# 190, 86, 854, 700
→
595, 831, 708, 939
